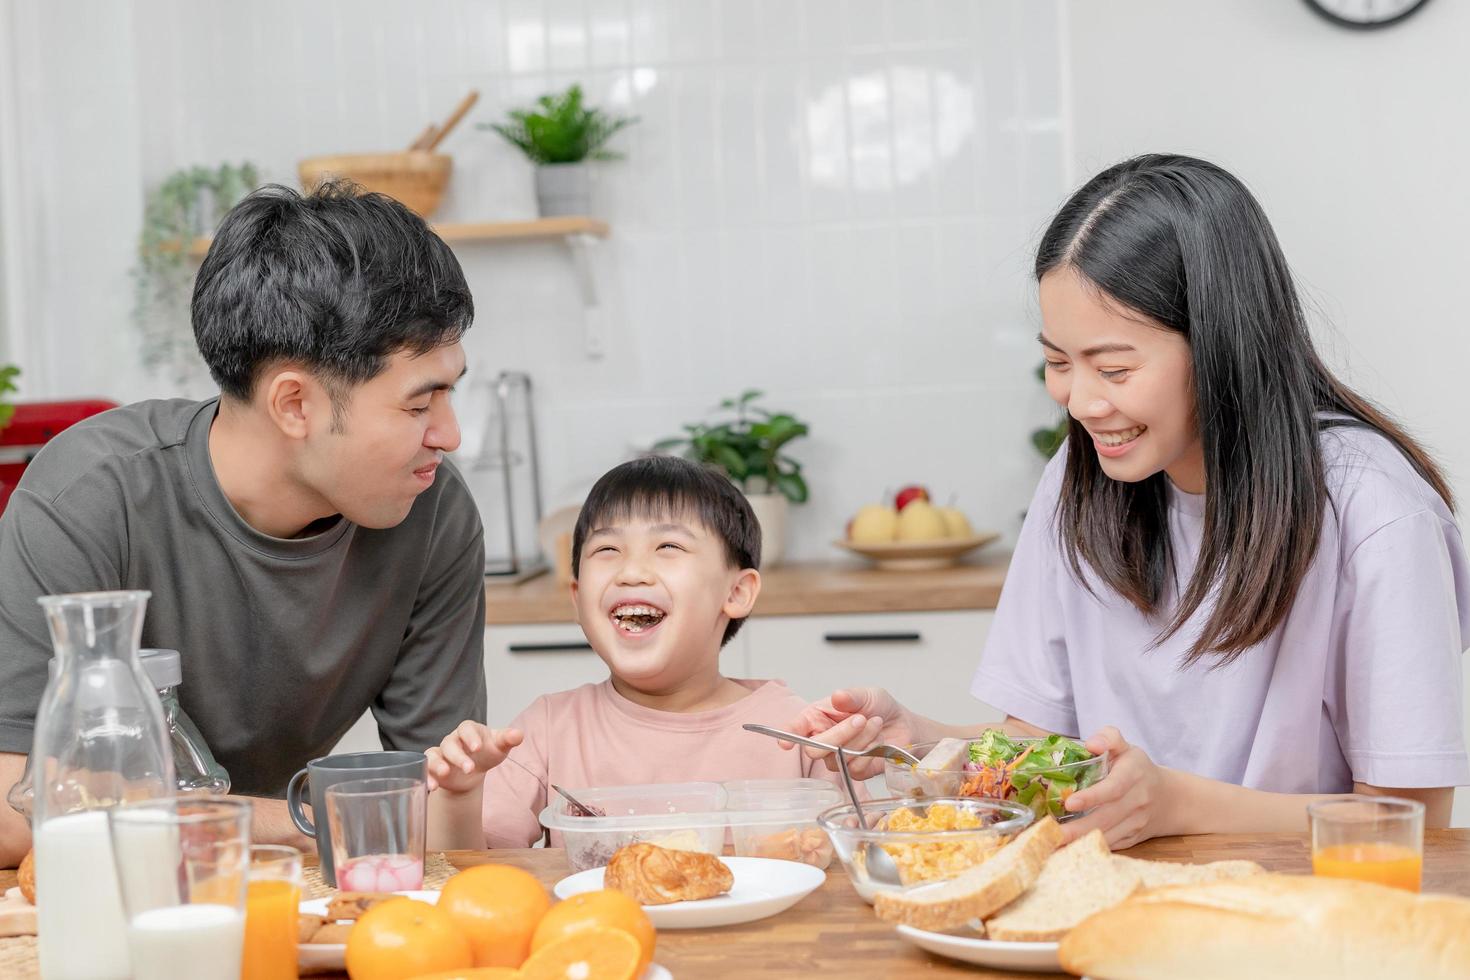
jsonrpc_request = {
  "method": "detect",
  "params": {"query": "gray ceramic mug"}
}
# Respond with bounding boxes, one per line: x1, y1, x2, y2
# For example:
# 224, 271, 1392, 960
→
286, 750, 426, 886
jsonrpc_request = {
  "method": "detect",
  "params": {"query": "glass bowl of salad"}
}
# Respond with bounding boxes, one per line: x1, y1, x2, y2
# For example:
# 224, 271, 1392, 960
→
883, 729, 1108, 821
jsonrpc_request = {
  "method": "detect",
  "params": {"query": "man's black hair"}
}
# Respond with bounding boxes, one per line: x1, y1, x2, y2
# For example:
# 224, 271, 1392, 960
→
192, 180, 473, 415
571, 455, 761, 646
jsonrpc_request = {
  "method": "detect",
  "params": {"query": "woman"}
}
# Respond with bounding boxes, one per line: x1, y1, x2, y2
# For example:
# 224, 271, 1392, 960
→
794, 154, 1468, 846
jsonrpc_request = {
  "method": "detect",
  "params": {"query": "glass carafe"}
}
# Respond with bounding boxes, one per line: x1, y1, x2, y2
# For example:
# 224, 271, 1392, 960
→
8, 648, 228, 819
30, 590, 175, 980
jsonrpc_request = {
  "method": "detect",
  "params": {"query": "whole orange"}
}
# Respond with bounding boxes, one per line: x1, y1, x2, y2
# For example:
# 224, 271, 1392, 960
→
438, 864, 553, 967
344, 897, 474, 980
403, 971, 518, 980
530, 890, 656, 975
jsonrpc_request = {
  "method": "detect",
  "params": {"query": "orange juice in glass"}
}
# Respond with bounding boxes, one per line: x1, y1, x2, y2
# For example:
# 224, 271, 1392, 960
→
243, 844, 302, 980
1308, 797, 1424, 892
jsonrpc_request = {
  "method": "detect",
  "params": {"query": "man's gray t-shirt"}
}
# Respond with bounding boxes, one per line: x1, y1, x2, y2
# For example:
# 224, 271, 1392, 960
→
0, 398, 487, 796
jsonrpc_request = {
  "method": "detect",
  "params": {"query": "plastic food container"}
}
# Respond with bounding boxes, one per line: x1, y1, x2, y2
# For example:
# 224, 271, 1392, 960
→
817, 796, 1033, 903
884, 737, 1108, 821
539, 779, 843, 873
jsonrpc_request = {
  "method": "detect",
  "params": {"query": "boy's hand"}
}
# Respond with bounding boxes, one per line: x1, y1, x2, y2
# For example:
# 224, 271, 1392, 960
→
426, 721, 524, 794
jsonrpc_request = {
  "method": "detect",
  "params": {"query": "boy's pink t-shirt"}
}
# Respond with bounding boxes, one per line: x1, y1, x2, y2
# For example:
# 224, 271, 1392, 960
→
481, 677, 839, 848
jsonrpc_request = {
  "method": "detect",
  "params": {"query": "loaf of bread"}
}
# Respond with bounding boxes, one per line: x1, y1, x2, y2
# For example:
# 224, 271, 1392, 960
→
1059, 873, 1470, 980
874, 816, 1063, 931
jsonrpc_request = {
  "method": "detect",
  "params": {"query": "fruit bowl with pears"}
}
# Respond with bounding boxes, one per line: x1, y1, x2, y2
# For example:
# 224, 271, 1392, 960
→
835, 486, 998, 570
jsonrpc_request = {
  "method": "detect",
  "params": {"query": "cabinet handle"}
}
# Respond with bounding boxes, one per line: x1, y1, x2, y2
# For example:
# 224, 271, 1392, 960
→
822, 632, 922, 644
507, 641, 594, 654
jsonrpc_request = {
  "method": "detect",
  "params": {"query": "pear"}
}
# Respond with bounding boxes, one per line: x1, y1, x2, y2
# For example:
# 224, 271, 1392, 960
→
937, 506, 974, 539
895, 500, 948, 542
848, 504, 899, 543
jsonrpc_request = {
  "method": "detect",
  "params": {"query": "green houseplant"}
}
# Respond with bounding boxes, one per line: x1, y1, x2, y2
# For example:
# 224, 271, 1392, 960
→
481, 84, 637, 217
133, 162, 259, 383
0, 364, 18, 432
656, 390, 810, 566
1030, 362, 1069, 458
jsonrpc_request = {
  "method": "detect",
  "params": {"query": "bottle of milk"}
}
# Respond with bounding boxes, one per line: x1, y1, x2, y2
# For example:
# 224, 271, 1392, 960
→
29, 590, 175, 980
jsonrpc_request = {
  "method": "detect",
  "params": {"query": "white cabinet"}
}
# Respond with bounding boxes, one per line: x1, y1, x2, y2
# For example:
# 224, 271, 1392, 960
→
741, 610, 1005, 729
482, 622, 605, 726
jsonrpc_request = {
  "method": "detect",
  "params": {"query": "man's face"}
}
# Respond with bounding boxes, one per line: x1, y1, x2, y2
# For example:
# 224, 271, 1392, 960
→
299, 342, 466, 528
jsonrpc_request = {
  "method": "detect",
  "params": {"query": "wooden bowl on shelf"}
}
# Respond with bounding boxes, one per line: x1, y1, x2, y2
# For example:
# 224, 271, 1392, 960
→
833, 533, 999, 571
298, 151, 452, 217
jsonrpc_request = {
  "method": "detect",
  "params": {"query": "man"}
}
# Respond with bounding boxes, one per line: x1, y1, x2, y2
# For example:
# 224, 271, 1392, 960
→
0, 182, 487, 866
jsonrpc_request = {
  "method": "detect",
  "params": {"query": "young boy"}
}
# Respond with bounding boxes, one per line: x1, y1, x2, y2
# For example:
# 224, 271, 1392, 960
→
427, 454, 844, 848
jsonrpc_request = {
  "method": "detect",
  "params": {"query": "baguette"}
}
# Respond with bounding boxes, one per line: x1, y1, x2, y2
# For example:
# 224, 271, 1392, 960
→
985, 830, 1141, 942
874, 816, 1063, 932
1059, 872, 1470, 980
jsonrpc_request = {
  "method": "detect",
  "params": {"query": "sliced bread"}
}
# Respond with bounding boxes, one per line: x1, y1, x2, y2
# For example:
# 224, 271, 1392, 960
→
873, 815, 1064, 932
1112, 855, 1264, 890
985, 829, 1142, 942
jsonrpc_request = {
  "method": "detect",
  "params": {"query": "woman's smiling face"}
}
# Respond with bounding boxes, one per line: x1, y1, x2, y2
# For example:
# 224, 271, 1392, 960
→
1039, 265, 1205, 493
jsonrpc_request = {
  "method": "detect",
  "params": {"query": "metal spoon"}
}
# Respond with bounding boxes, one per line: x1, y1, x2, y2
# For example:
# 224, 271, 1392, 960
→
742, 723, 904, 887
549, 783, 604, 818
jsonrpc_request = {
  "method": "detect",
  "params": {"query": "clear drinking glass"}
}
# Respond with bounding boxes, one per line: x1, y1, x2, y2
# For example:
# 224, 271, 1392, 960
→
108, 797, 251, 980
325, 777, 427, 892
1308, 796, 1425, 892
243, 845, 303, 980
31, 590, 175, 980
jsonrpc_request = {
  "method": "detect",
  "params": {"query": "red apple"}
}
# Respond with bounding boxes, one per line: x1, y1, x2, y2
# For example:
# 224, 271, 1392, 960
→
895, 485, 930, 511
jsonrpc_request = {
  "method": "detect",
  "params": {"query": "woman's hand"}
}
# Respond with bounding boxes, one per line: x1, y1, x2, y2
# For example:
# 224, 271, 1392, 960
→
1059, 726, 1170, 849
784, 688, 916, 779
425, 721, 524, 794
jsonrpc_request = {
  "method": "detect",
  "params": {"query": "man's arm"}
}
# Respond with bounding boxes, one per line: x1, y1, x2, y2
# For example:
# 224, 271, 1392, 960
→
0, 753, 31, 868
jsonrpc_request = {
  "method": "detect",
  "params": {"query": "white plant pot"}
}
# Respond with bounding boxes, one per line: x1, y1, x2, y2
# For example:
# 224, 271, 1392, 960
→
745, 492, 789, 568
534, 162, 592, 216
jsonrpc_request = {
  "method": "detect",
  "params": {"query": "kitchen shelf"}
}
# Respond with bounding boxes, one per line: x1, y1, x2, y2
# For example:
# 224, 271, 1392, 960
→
181, 215, 610, 258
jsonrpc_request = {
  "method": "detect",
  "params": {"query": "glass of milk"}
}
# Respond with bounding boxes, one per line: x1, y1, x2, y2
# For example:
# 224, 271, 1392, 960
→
326, 777, 427, 892
109, 797, 252, 980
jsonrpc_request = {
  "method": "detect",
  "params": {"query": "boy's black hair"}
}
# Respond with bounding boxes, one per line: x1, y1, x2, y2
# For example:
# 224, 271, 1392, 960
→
192, 180, 473, 417
572, 455, 761, 646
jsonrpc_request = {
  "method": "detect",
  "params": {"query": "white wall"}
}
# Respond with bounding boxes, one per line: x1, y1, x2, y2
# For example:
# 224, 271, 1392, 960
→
1064, 0, 1470, 825
1, 0, 1071, 563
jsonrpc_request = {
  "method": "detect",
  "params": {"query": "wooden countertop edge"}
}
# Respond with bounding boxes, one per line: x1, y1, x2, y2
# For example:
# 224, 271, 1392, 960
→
483, 556, 1011, 626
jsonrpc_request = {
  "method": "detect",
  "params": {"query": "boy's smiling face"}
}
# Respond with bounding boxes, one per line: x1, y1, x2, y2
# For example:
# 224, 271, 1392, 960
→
571, 513, 760, 694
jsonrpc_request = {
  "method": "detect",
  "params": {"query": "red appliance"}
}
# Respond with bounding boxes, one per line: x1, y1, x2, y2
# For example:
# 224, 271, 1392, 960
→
0, 400, 119, 516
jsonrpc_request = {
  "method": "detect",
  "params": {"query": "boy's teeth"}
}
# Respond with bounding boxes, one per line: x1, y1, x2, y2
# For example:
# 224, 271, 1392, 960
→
1097, 425, 1146, 447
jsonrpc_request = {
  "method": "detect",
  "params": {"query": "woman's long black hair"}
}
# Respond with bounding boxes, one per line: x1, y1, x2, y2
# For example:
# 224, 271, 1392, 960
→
1036, 154, 1454, 666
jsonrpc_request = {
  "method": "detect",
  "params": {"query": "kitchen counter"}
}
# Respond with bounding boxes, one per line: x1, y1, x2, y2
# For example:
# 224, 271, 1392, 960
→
484, 555, 1010, 625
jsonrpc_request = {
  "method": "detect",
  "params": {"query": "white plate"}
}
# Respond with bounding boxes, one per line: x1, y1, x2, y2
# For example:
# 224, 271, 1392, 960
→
297, 890, 672, 977
554, 856, 825, 929
895, 924, 1061, 972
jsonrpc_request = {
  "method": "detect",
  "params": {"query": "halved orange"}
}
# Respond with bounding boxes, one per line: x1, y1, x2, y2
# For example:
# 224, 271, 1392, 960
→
531, 889, 656, 975
518, 926, 642, 980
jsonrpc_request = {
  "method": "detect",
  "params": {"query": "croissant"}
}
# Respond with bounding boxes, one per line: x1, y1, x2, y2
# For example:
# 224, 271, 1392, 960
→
604, 842, 734, 905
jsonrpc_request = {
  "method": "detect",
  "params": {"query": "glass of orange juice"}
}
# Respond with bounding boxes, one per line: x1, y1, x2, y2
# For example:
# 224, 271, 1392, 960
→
243, 844, 302, 980
1308, 797, 1424, 892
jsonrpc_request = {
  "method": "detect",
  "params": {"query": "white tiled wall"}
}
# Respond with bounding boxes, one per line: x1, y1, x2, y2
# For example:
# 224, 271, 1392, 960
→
3, 0, 1071, 561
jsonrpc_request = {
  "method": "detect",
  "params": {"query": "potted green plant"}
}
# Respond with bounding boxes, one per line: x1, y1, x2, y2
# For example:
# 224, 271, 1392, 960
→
0, 364, 18, 432
481, 84, 637, 217
656, 390, 810, 567
1030, 362, 1069, 458
133, 162, 259, 383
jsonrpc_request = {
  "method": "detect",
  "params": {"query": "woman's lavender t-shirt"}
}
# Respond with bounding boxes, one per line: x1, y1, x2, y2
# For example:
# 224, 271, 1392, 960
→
973, 425, 1470, 792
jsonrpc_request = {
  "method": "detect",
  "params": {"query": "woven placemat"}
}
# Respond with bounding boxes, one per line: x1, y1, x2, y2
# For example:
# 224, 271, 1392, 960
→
301, 851, 457, 899
0, 935, 38, 980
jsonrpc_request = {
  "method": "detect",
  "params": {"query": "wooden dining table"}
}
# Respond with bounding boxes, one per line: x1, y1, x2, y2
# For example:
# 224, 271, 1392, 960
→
3, 830, 1468, 978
